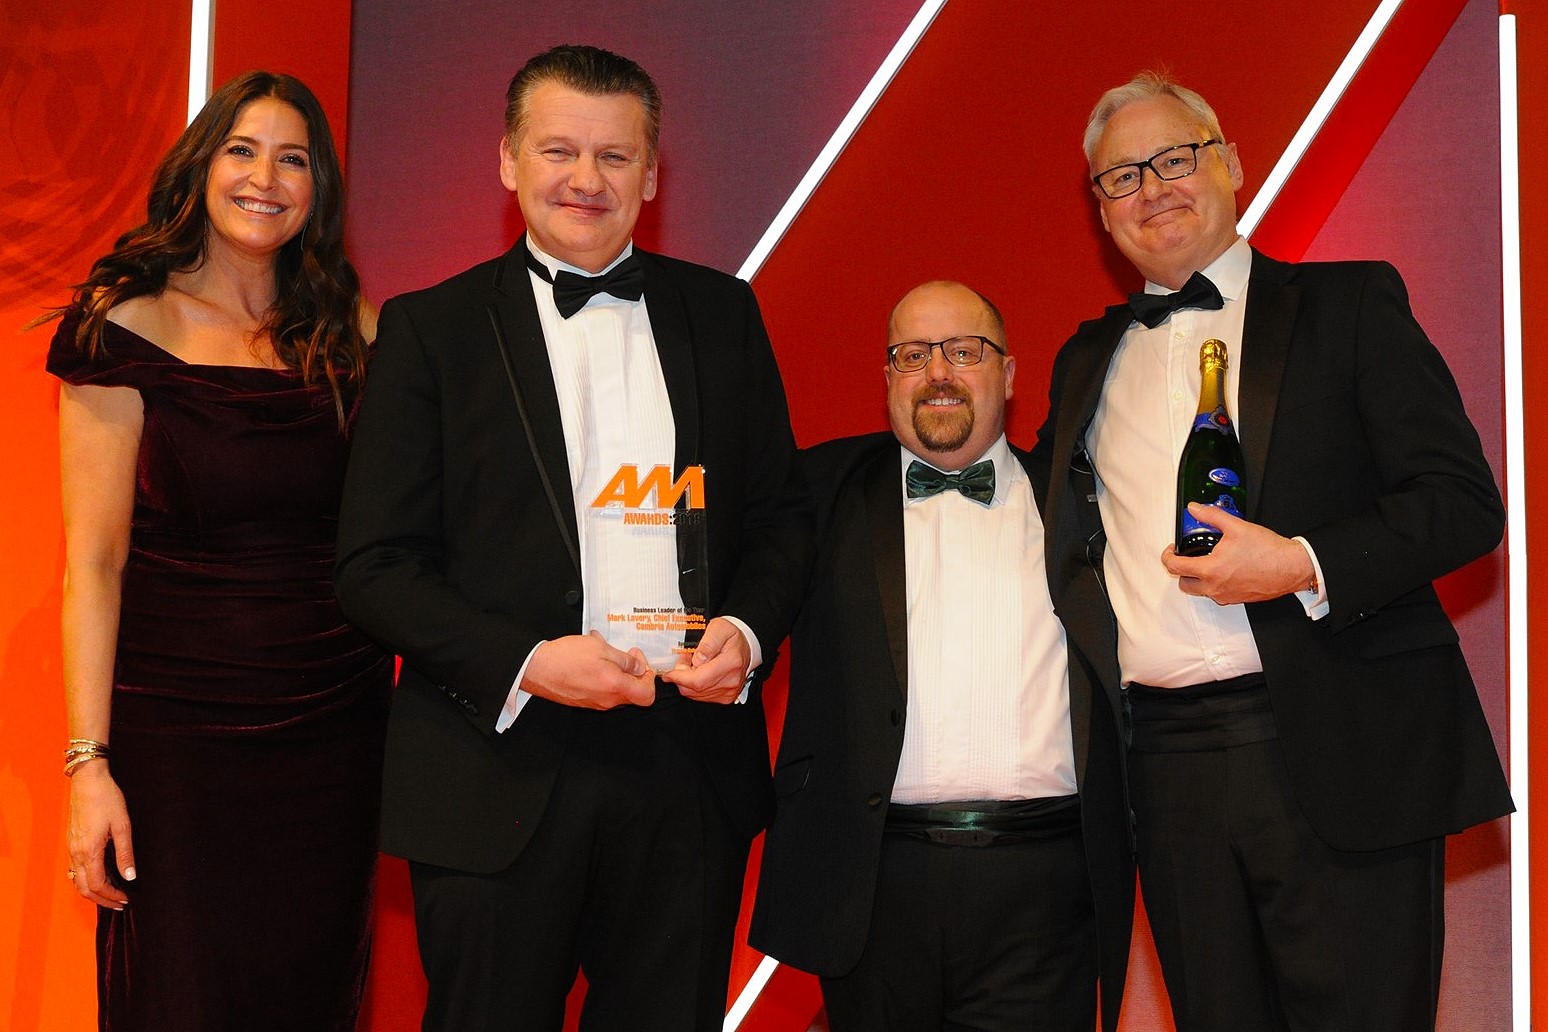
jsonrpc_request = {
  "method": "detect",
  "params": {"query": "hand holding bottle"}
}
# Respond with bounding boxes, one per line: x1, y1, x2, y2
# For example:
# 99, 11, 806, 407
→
1162, 502, 1316, 605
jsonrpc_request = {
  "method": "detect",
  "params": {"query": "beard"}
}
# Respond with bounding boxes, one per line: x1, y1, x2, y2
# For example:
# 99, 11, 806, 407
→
911, 384, 975, 454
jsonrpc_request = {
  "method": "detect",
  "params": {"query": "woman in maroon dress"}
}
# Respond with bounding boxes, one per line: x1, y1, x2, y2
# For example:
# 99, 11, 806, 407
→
49, 71, 391, 1031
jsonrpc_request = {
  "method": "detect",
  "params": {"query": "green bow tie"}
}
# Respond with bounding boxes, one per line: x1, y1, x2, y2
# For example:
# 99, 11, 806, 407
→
905, 459, 995, 505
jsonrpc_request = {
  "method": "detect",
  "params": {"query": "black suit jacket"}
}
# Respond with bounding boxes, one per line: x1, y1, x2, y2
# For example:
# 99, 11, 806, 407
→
1035, 248, 1512, 852
335, 241, 810, 873
749, 433, 1133, 1030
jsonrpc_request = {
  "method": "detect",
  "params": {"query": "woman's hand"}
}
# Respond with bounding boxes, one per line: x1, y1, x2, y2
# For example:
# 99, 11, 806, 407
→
68, 763, 134, 909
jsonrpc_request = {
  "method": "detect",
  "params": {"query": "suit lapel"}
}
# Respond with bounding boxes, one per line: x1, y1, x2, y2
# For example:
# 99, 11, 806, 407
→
1059, 309, 1131, 470
861, 449, 909, 703
1238, 250, 1297, 521
1044, 306, 1129, 575
637, 252, 701, 472
488, 243, 580, 573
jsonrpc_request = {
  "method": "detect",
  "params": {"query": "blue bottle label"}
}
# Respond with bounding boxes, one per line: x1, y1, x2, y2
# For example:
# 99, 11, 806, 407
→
1208, 467, 1241, 488
1191, 406, 1235, 435
1180, 493, 1242, 537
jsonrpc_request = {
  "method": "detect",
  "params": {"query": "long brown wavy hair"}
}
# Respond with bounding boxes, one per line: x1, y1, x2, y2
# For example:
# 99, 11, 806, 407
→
59, 71, 366, 424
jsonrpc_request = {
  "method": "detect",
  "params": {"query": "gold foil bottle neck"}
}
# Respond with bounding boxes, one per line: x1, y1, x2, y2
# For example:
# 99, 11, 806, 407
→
1199, 338, 1228, 373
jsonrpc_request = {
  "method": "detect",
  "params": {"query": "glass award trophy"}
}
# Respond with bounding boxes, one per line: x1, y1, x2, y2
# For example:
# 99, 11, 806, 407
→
590, 463, 708, 670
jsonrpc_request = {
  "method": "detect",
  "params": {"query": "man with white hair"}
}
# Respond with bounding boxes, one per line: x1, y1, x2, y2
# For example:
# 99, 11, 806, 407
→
1035, 71, 1511, 1031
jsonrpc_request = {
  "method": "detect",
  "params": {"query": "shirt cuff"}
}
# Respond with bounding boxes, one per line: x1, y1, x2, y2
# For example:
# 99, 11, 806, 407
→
718, 615, 760, 705
1291, 536, 1329, 621
495, 641, 543, 733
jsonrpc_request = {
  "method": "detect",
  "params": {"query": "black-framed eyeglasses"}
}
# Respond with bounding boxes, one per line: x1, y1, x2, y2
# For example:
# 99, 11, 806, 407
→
886, 335, 1006, 373
1092, 139, 1223, 199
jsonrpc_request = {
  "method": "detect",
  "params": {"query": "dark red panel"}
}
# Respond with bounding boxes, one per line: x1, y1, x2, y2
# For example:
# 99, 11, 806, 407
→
1251, 0, 1468, 260
750, 1, 1382, 452
1507, 0, 1548, 1022
212, 0, 356, 168
344, 0, 925, 302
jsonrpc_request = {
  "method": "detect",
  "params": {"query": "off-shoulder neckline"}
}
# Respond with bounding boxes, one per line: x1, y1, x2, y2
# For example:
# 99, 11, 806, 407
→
103, 317, 298, 375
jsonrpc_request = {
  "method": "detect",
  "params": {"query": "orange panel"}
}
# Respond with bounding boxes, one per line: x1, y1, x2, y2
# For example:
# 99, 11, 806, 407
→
0, 4, 191, 1030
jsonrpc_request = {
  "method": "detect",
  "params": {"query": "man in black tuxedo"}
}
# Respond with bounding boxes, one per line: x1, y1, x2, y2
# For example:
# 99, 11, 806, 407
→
751, 281, 1133, 1031
1035, 72, 1512, 1032
335, 45, 808, 1032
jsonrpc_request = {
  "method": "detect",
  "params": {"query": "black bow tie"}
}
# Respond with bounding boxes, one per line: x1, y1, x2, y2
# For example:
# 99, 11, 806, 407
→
1128, 271, 1224, 328
524, 248, 645, 318
905, 459, 995, 505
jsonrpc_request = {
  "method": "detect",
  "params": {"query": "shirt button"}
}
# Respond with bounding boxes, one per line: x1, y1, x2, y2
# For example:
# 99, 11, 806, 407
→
1171, 391, 1185, 403
1172, 332, 1185, 343
1207, 653, 1222, 665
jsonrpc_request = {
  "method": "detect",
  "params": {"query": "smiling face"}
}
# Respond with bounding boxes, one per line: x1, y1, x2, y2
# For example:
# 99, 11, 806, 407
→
499, 81, 658, 272
1091, 95, 1243, 289
202, 96, 313, 262
885, 281, 1015, 472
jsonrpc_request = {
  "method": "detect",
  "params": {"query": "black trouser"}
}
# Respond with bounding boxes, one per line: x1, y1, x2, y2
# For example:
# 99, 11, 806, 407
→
1127, 679, 1445, 1032
409, 700, 749, 1032
821, 797, 1097, 1032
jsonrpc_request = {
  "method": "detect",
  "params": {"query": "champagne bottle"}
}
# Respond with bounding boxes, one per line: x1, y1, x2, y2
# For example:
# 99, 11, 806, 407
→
1176, 339, 1247, 556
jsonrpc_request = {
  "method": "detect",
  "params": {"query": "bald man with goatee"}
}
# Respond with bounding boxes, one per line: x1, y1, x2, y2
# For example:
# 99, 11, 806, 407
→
752, 281, 1133, 1032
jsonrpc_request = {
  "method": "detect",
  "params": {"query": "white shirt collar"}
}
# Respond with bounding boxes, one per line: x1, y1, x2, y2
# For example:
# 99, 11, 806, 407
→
1142, 235, 1252, 304
524, 236, 636, 280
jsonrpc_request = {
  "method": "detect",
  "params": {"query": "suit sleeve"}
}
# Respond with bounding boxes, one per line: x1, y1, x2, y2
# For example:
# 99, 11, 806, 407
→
1298, 263, 1504, 629
716, 281, 813, 657
334, 297, 532, 732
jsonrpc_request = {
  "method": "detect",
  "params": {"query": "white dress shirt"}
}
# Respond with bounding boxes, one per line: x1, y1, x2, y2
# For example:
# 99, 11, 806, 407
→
1085, 237, 1325, 689
497, 239, 755, 730
889, 436, 1078, 804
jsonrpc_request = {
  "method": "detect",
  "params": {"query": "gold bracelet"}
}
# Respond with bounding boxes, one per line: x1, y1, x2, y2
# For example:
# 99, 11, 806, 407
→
64, 739, 110, 777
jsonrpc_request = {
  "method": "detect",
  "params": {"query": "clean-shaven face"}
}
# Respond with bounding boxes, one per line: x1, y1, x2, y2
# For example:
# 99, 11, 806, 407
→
1091, 95, 1243, 289
203, 97, 314, 261
500, 81, 657, 273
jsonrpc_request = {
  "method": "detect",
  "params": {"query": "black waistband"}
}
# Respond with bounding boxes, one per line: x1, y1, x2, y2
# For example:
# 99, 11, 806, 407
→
1125, 673, 1275, 752
884, 795, 1081, 846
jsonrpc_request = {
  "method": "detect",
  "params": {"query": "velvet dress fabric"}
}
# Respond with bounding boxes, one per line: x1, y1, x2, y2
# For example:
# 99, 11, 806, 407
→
49, 313, 393, 1032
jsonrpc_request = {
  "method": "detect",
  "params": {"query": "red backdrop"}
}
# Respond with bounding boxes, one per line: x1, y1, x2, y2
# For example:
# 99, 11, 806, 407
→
2, 1, 1544, 1030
